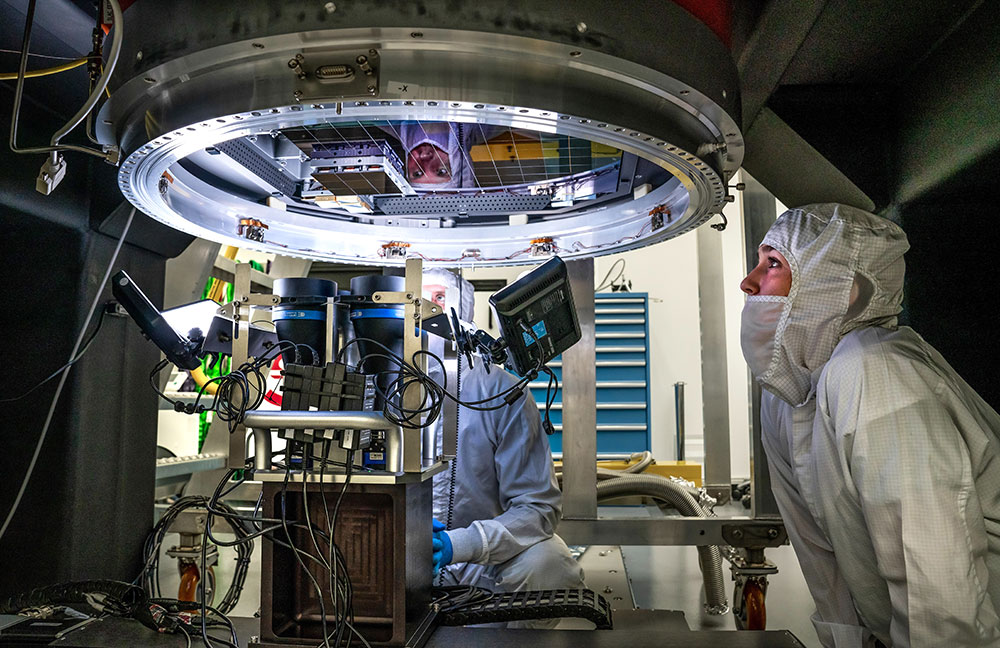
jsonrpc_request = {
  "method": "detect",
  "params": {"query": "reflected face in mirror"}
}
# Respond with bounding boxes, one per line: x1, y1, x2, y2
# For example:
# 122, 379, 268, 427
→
741, 245, 792, 296
424, 284, 448, 310
407, 143, 452, 184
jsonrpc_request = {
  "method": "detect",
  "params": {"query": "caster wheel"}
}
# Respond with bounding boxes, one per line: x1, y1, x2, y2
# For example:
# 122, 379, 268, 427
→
742, 578, 766, 630
177, 563, 216, 606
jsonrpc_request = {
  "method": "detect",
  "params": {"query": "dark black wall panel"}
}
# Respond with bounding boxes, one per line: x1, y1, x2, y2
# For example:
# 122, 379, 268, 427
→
899, 201, 1000, 412
0, 206, 166, 595
0, 86, 182, 596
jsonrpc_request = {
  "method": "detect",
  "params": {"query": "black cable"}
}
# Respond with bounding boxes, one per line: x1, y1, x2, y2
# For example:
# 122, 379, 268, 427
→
596, 258, 626, 292
178, 623, 193, 648
330, 451, 360, 648
0, 207, 136, 545
202, 470, 333, 570
199, 518, 237, 648
337, 337, 535, 432
1, 307, 109, 403
141, 469, 362, 647
317, 440, 338, 632
430, 585, 495, 613
280, 466, 332, 648
444, 352, 461, 536
137, 494, 252, 616
302, 459, 330, 574
540, 365, 559, 436
317, 443, 350, 635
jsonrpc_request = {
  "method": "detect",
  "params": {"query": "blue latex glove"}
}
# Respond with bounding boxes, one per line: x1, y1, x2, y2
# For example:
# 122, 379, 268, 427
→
432, 519, 453, 575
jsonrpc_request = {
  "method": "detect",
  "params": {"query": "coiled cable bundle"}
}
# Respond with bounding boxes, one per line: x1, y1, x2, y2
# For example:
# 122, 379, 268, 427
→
149, 339, 319, 431
338, 337, 541, 430
137, 495, 253, 615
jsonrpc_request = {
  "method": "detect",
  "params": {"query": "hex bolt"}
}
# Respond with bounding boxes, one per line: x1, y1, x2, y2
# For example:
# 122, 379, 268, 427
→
242, 296, 249, 302
767, 528, 779, 539
271, 297, 279, 304
608, 569, 617, 574
356, 55, 367, 64
136, 50, 143, 61
598, 551, 608, 557
576, 22, 588, 33
367, 85, 377, 95
603, 586, 613, 594
613, 596, 623, 602
369, 49, 377, 55
293, 90, 303, 100
732, 529, 744, 539
374, 294, 381, 301
324, 1, 336, 13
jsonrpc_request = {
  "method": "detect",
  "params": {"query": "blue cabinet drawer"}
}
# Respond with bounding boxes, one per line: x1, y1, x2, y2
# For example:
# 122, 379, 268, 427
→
534, 292, 652, 453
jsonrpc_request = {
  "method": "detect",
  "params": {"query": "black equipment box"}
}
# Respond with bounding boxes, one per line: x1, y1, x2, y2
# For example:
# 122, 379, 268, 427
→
489, 257, 581, 376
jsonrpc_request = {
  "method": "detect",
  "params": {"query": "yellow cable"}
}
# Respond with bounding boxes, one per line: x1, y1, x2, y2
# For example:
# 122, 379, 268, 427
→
100, 64, 110, 97
0, 57, 88, 81
189, 366, 219, 396
211, 248, 239, 302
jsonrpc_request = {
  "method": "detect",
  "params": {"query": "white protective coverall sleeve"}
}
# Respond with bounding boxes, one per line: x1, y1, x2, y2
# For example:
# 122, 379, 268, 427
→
422, 268, 562, 567
760, 392, 874, 648
747, 203, 1000, 648
815, 326, 1000, 648
444, 362, 562, 566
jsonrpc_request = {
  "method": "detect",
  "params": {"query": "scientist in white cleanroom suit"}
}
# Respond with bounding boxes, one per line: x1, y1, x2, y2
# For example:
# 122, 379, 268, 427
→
422, 268, 585, 628
388, 121, 500, 189
740, 203, 1000, 648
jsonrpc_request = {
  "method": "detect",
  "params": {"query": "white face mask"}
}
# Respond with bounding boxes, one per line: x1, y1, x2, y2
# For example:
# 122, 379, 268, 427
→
740, 296, 790, 381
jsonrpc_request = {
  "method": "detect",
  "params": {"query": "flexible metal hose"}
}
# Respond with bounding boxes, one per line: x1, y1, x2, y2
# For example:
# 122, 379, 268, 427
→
554, 450, 656, 483
621, 451, 654, 473
595, 474, 728, 614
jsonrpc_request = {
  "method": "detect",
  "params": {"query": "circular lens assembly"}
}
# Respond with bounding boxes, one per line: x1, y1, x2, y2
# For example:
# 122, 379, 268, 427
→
101, 5, 742, 265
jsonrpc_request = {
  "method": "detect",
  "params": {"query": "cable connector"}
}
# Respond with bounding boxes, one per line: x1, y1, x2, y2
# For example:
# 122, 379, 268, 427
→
103, 146, 121, 166
104, 300, 128, 317
503, 387, 526, 406
36, 154, 66, 195
173, 401, 206, 415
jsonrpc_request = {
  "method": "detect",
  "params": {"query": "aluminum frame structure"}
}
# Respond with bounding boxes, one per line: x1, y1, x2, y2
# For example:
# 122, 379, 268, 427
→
556, 256, 784, 549
214, 258, 447, 482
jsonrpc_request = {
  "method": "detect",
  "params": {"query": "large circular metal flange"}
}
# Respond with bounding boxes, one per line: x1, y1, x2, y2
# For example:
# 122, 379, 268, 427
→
118, 99, 717, 265
99, 1, 743, 265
